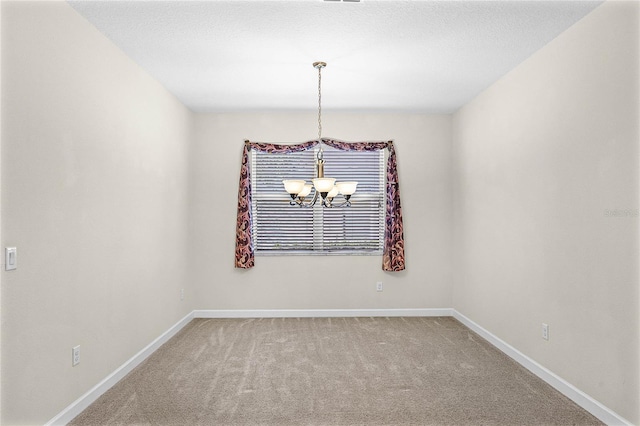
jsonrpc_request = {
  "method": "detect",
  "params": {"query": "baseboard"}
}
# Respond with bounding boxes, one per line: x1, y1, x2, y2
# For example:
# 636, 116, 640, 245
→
45, 308, 630, 426
45, 311, 195, 426
193, 308, 453, 318
452, 310, 632, 426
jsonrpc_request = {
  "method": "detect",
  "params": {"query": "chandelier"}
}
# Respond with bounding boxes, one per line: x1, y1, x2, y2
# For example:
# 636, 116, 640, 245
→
282, 62, 358, 208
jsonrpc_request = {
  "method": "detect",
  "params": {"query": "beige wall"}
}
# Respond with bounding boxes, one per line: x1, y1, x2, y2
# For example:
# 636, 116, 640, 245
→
2, 0, 638, 424
1, 2, 192, 424
452, 1, 639, 423
190, 113, 453, 310
0, 0, 3, 420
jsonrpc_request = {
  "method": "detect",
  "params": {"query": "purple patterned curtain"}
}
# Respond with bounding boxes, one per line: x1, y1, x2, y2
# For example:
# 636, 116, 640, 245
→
235, 139, 405, 272
381, 142, 405, 271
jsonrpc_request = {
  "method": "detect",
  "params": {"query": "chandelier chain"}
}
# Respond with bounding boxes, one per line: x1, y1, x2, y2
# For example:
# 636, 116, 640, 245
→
317, 65, 322, 140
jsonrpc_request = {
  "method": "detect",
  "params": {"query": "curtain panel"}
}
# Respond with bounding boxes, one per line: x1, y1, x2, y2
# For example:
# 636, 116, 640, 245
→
235, 139, 405, 271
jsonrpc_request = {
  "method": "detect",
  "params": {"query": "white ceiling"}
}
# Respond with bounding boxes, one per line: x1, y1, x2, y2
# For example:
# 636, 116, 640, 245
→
69, 0, 602, 113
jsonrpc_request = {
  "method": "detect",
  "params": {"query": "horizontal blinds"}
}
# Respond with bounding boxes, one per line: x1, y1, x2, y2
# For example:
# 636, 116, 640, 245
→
322, 149, 383, 193
253, 150, 316, 192
322, 199, 383, 251
252, 146, 384, 255
254, 202, 314, 251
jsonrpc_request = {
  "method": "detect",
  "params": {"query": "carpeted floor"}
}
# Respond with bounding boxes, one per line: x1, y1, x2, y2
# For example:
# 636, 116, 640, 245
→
70, 317, 602, 425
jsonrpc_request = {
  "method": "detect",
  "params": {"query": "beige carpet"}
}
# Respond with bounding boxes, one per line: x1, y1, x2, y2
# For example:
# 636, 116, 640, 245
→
70, 317, 602, 425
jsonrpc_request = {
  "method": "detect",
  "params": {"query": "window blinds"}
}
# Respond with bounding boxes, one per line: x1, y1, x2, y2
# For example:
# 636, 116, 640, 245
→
251, 146, 385, 255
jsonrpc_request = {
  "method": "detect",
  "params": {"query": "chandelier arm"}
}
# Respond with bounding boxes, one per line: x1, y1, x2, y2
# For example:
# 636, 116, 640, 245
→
290, 189, 320, 208
322, 196, 352, 208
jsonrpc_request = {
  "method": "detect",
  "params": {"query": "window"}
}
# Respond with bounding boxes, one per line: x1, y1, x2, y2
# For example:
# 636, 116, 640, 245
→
251, 146, 385, 255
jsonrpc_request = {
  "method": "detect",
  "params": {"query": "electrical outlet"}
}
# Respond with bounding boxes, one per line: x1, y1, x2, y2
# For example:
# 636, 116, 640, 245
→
376, 281, 383, 292
542, 323, 549, 341
180, 288, 184, 301
72, 345, 80, 366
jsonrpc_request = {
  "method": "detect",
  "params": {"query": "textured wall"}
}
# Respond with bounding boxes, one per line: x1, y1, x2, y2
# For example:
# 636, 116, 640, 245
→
452, 1, 639, 422
1, 2, 192, 424
189, 113, 453, 311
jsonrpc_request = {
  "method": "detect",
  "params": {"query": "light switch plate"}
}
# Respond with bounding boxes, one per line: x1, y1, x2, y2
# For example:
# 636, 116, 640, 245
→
5, 247, 17, 271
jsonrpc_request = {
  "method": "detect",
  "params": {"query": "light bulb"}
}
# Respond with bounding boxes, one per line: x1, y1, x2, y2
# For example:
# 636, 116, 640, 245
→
327, 185, 339, 198
283, 180, 306, 195
336, 181, 358, 196
312, 178, 336, 193
298, 184, 312, 198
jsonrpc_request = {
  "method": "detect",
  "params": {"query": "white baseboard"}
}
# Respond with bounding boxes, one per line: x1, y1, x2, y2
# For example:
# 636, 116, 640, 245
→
46, 308, 630, 426
193, 308, 453, 318
45, 311, 195, 426
452, 310, 632, 426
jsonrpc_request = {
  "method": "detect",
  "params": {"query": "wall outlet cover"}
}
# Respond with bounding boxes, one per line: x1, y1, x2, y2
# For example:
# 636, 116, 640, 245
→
5, 247, 17, 271
542, 323, 549, 341
72, 346, 80, 366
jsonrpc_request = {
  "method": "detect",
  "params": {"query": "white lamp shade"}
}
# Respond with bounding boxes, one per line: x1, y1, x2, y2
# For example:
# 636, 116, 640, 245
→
312, 177, 336, 193
283, 180, 306, 195
298, 184, 313, 198
336, 181, 358, 195
327, 185, 340, 198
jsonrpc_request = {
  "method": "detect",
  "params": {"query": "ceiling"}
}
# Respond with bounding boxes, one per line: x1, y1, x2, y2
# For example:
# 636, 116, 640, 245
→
68, 0, 602, 113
